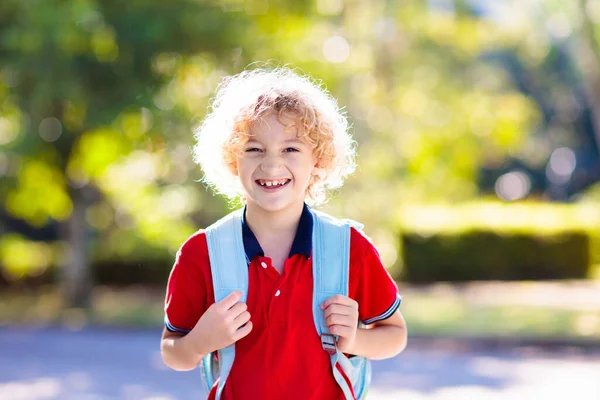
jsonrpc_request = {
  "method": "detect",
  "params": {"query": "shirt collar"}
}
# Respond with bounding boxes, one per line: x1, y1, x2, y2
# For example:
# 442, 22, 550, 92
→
242, 203, 313, 262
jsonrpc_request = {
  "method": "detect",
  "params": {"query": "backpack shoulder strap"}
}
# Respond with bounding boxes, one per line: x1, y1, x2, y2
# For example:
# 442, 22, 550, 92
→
311, 209, 368, 400
310, 209, 351, 340
204, 208, 247, 400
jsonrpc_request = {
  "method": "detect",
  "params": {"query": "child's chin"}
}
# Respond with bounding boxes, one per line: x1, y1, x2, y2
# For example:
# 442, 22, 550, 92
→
253, 198, 300, 213
257, 202, 290, 213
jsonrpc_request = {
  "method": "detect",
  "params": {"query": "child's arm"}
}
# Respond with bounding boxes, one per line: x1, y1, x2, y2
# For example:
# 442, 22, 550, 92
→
161, 291, 253, 371
350, 310, 407, 360
322, 294, 407, 360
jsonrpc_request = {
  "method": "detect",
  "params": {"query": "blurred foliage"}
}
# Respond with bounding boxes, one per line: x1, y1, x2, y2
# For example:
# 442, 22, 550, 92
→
3, 284, 600, 341
396, 201, 600, 233
0, 234, 58, 280
2, 200, 598, 286
402, 231, 589, 282
394, 202, 600, 281
1, 0, 600, 288
401, 285, 600, 339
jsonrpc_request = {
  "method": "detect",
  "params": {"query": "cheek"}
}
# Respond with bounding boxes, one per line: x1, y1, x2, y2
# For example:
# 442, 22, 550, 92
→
236, 158, 258, 178
297, 162, 317, 182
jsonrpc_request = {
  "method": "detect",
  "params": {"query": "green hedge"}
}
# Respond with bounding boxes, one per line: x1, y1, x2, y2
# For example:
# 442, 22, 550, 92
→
3, 202, 599, 286
400, 230, 590, 282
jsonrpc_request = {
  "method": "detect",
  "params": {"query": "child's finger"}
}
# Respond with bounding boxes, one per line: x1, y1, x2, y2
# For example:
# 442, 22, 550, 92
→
228, 301, 248, 317
323, 304, 346, 318
321, 294, 356, 310
218, 291, 242, 309
328, 324, 352, 338
325, 313, 352, 327
323, 304, 350, 318
233, 310, 251, 328
234, 321, 253, 341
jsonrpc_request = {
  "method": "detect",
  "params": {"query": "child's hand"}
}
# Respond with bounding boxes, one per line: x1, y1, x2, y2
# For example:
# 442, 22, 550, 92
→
187, 291, 252, 356
321, 295, 359, 354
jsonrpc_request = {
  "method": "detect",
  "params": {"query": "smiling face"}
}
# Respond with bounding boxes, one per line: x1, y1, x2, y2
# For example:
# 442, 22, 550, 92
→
236, 113, 318, 216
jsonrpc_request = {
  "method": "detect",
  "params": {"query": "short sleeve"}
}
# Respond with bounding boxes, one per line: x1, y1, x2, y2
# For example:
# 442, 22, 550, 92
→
349, 228, 401, 325
164, 231, 212, 334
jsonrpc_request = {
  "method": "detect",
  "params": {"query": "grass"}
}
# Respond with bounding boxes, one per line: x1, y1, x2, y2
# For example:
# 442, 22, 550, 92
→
1, 283, 599, 341
0, 285, 164, 329
403, 297, 600, 339
399, 283, 600, 340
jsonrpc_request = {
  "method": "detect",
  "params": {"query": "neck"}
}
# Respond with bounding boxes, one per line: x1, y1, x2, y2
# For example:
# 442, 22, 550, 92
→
244, 202, 305, 237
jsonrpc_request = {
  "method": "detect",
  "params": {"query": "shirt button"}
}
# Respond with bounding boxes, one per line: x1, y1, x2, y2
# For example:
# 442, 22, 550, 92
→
260, 262, 267, 269
275, 290, 281, 297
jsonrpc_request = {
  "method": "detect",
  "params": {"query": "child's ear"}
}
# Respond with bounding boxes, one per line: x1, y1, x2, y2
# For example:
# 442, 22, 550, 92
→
311, 167, 325, 180
228, 162, 239, 177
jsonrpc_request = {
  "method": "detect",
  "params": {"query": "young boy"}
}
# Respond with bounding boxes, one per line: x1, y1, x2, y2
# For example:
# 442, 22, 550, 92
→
160, 66, 407, 399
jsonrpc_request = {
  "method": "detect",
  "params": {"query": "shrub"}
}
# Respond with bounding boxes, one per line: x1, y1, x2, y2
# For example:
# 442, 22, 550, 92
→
395, 202, 599, 282
400, 230, 590, 282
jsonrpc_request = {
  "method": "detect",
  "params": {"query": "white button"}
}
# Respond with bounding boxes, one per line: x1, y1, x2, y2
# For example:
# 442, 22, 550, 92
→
260, 262, 267, 269
275, 290, 281, 297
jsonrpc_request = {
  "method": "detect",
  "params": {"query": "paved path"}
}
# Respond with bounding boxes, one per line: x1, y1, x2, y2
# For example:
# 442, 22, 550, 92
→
0, 328, 599, 399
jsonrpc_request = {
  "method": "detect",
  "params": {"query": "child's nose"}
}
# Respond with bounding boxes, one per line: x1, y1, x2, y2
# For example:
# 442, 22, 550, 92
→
260, 154, 283, 172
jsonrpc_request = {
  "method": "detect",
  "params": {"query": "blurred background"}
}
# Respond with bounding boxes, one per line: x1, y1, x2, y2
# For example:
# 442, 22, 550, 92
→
1, 0, 600, 399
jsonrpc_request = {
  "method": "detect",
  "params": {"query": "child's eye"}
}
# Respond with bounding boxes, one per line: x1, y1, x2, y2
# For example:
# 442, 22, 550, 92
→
245, 148, 262, 152
283, 147, 299, 153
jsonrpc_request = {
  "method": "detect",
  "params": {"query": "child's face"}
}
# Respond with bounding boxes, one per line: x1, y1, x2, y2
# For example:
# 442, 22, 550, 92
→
236, 113, 318, 215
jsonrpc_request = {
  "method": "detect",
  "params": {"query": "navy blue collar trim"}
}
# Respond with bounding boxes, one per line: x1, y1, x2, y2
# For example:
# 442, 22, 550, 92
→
241, 203, 313, 262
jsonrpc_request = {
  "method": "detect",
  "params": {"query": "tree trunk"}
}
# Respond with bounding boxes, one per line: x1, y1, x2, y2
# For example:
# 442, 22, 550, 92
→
576, 0, 600, 156
61, 187, 92, 309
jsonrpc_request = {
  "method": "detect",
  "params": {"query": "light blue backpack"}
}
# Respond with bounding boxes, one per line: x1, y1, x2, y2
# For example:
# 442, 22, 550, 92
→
200, 208, 371, 400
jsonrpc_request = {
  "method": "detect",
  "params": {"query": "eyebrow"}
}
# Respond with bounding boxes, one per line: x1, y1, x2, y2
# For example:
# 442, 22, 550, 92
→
284, 139, 306, 145
245, 138, 307, 146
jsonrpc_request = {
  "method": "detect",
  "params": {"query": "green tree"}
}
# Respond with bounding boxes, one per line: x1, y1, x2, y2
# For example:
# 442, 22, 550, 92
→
576, 0, 600, 154
1, 0, 565, 303
289, 1, 541, 258
0, 0, 255, 308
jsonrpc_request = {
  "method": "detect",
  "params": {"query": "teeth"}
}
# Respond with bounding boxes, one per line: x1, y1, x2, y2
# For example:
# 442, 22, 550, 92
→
259, 179, 288, 187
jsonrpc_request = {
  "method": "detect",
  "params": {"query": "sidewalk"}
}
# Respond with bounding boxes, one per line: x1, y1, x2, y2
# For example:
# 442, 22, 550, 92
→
407, 334, 600, 355
3, 327, 599, 400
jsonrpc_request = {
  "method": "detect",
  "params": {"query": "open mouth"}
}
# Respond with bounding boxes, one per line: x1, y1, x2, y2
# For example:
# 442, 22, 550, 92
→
255, 179, 291, 189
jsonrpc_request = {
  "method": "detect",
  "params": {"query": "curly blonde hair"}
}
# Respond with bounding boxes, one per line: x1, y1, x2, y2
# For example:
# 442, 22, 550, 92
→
193, 66, 356, 206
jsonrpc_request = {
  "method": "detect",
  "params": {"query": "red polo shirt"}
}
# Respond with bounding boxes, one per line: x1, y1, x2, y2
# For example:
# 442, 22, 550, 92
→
164, 204, 401, 400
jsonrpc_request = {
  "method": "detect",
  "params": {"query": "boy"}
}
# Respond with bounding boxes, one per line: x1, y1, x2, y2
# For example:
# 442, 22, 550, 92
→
160, 66, 407, 399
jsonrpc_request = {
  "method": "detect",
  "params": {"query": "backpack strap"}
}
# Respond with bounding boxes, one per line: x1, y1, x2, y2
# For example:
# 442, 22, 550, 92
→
204, 209, 248, 400
311, 209, 359, 400
311, 209, 350, 338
